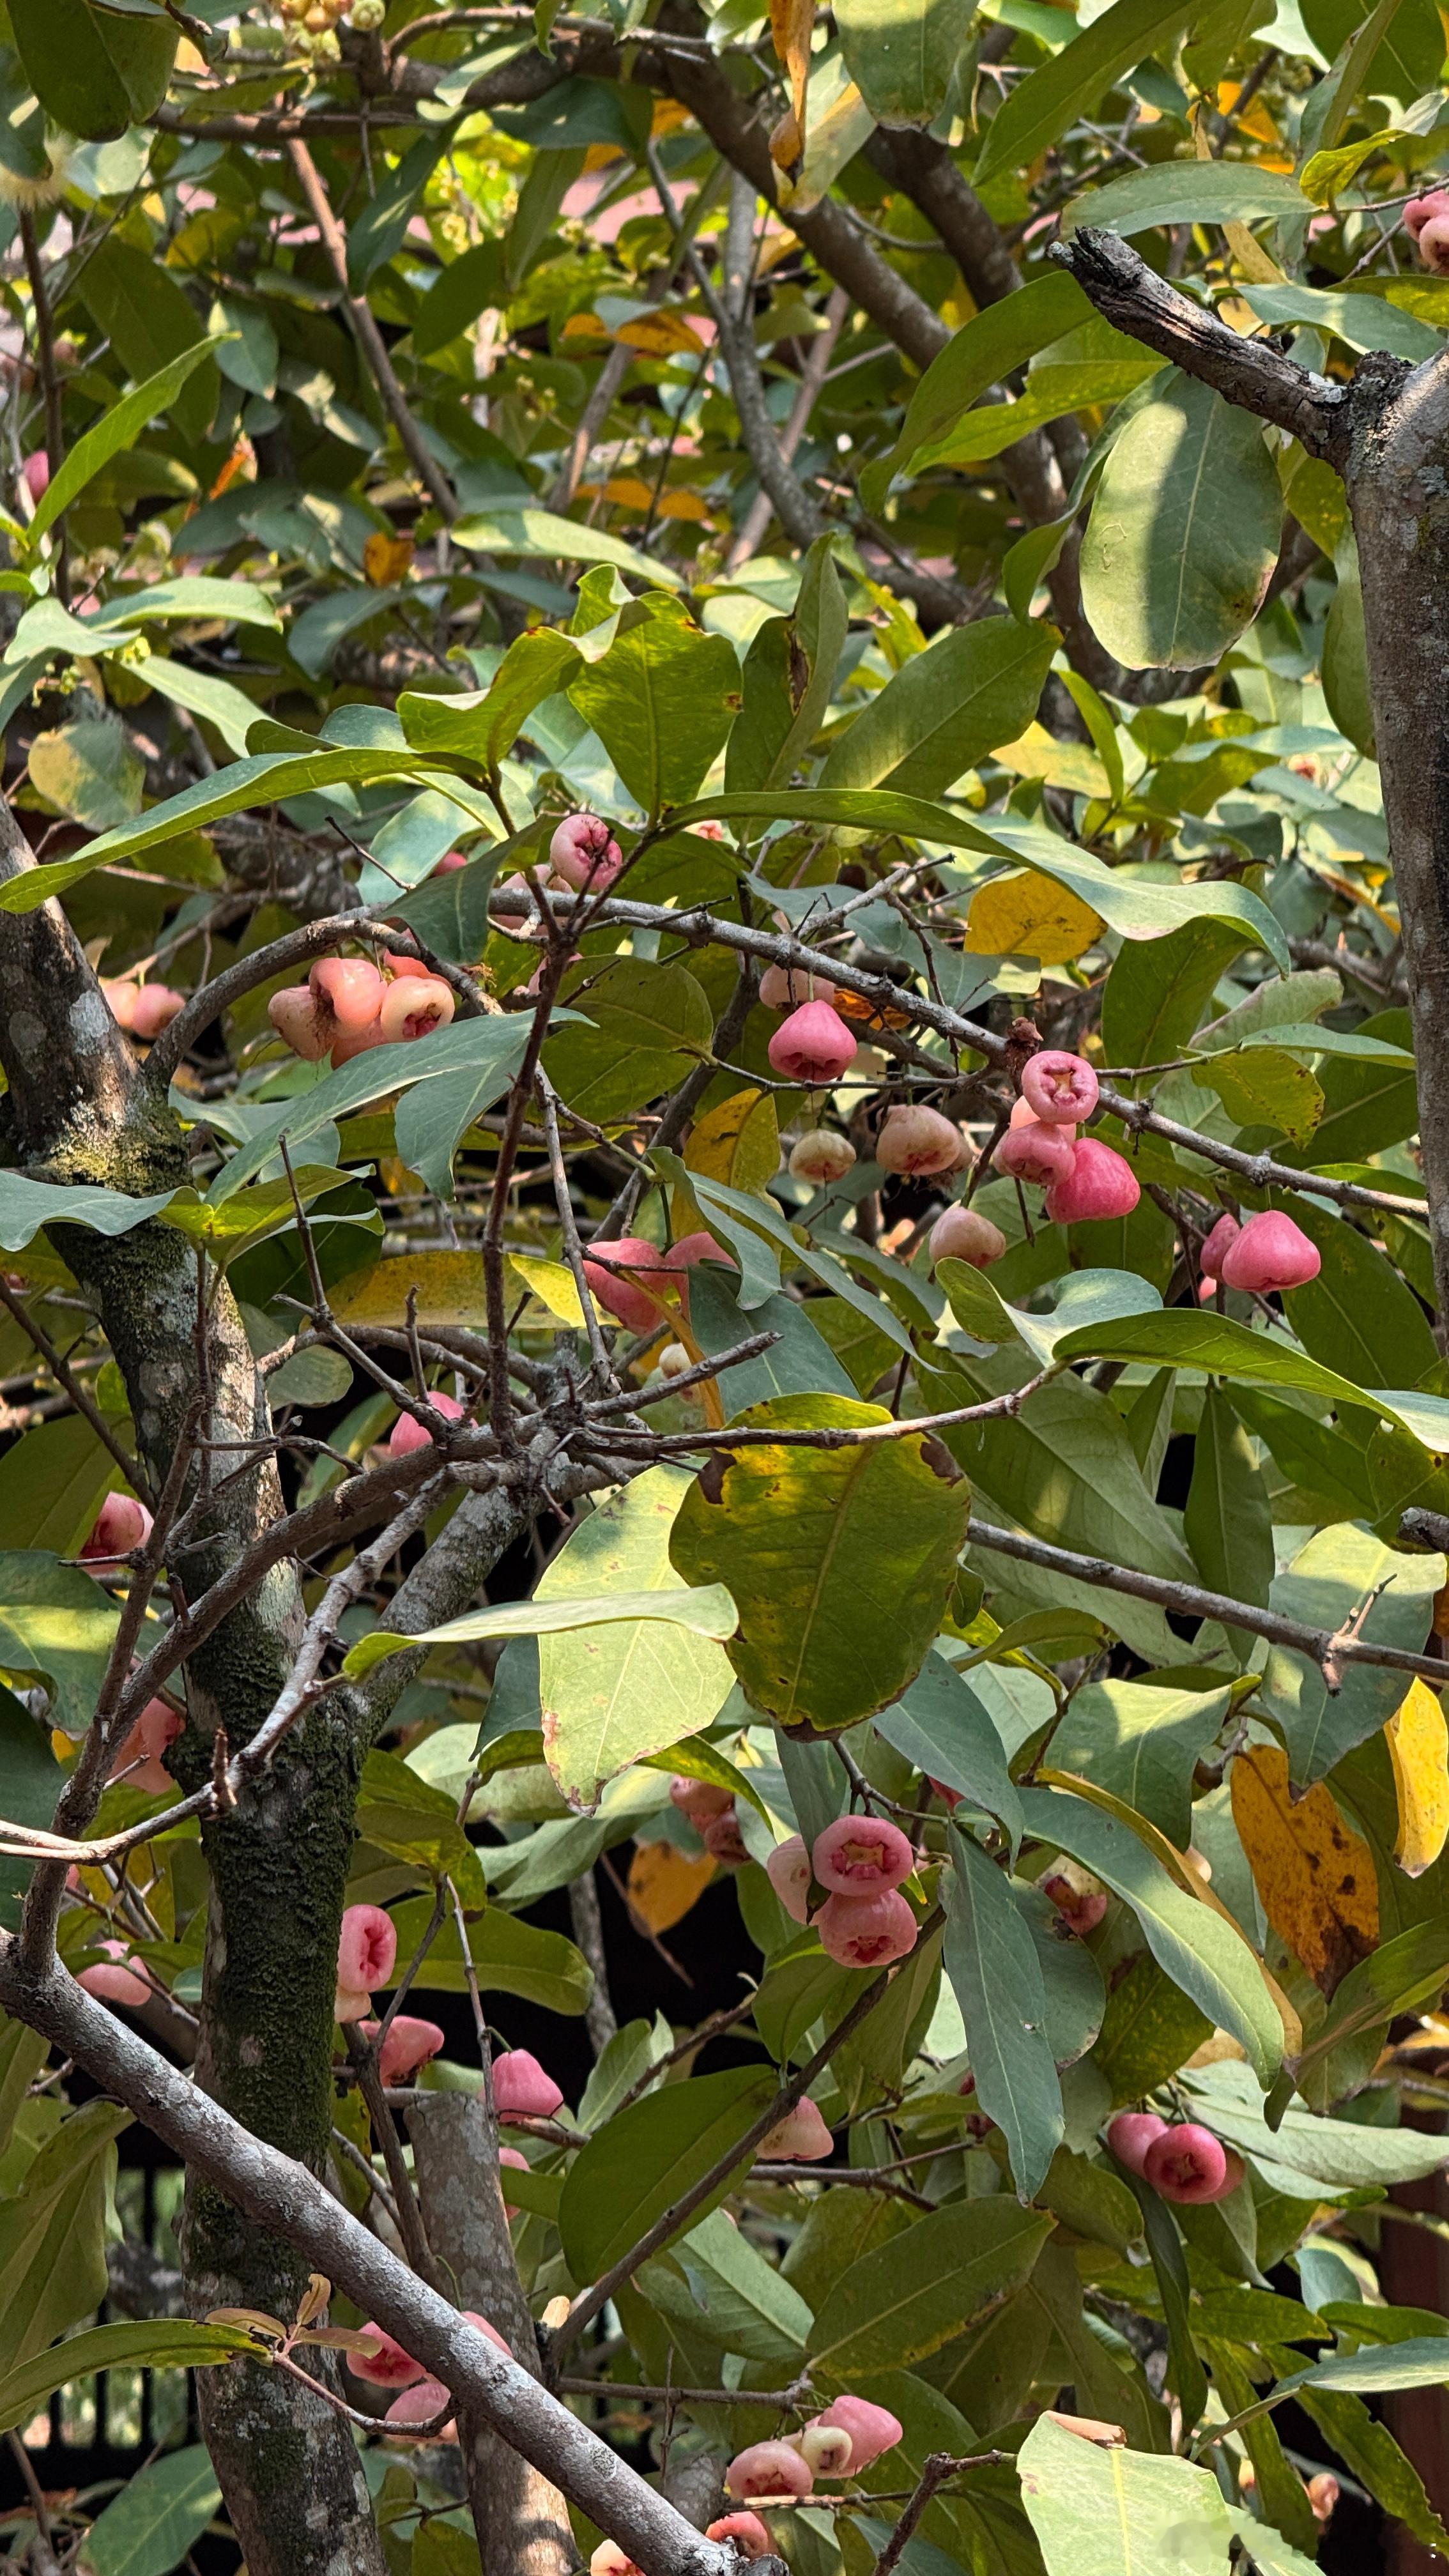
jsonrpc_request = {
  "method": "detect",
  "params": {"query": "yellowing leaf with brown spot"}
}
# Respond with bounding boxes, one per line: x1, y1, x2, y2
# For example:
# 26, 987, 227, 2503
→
1386, 1677, 1449, 1878
627, 1837, 717, 1932
615, 312, 706, 358
363, 532, 415, 588
332, 1250, 486, 1330
686, 1089, 780, 1196
964, 866, 1105, 965
1230, 1744, 1378, 1995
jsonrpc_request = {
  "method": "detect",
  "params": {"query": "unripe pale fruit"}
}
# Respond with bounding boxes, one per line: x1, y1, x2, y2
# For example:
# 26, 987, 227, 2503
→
82, 1492, 153, 1567
929, 1205, 1006, 1269
815, 1887, 918, 1968
582, 1237, 668, 1334
875, 1103, 963, 1177
129, 983, 186, 1039
724, 2441, 814, 2502
1105, 2111, 1169, 2177
1142, 2121, 1229, 2204
1308, 2474, 1340, 2524
378, 975, 455, 1043
311, 954, 385, 1032
993, 1119, 1076, 1188
766, 1834, 811, 1922
669, 1775, 734, 1823
591, 2547, 641, 2576
795, 2423, 854, 2476
1043, 1137, 1140, 1224
657, 1342, 691, 1379
20, 450, 49, 503
492, 2048, 564, 2120
1041, 1856, 1109, 1935
269, 985, 331, 1060
767, 1001, 857, 1085
1199, 1212, 1240, 1278
549, 811, 623, 891
703, 1807, 749, 1867
811, 2395, 903, 2472
705, 2514, 772, 2559
335, 1903, 397, 2022
760, 963, 834, 1011
789, 1128, 855, 1185
1020, 1050, 1099, 1124
363, 2012, 445, 2085
387, 1391, 466, 1457
349, 2324, 425, 2388
1218, 1209, 1321, 1294
758, 2097, 833, 2161
812, 1813, 914, 1894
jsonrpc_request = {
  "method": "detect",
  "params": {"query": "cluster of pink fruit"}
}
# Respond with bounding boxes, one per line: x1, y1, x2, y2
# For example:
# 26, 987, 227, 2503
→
581, 1229, 734, 1336
1407, 190, 1449, 274
334, 1905, 445, 2083
268, 953, 456, 1068
101, 979, 187, 1040
1199, 1209, 1321, 1298
591, 2396, 905, 2572
990, 1050, 1141, 1228
1106, 2110, 1243, 2205
769, 1814, 920, 1970
348, 2310, 512, 2435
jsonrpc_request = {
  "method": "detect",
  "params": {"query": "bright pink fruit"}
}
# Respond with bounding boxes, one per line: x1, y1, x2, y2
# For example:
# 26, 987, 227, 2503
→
766, 1835, 811, 1923
349, 2324, 425, 2388
1142, 2121, 1229, 2204
499, 2144, 529, 2212
815, 1887, 918, 1968
335, 1903, 397, 2021
329, 1019, 389, 1067
378, 975, 455, 1043
1041, 1858, 1109, 1935
549, 812, 623, 891
1219, 1209, 1321, 1294
706, 2513, 772, 2559
813, 1814, 914, 1895
431, 850, 467, 875
875, 1104, 963, 1177
110, 1697, 184, 1796
703, 1807, 749, 1866
812, 2395, 903, 2472
1201, 2145, 1245, 2203
724, 2441, 814, 2502
311, 955, 385, 1032
1407, 190, 1449, 271
269, 986, 331, 1060
760, 963, 835, 1011
930, 1206, 1006, 1268
382, 953, 432, 981
493, 2048, 564, 2122
129, 983, 186, 1039
82, 1493, 154, 1567
78, 1940, 150, 2007
663, 1230, 735, 1271
767, 1001, 858, 1085
365, 2013, 445, 2085
1199, 1213, 1240, 1278
1021, 1050, 1100, 1124
384, 2377, 456, 2435
993, 1120, 1077, 1188
670, 1775, 734, 1823
788, 1130, 855, 1184
581, 1237, 668, 1334
100, 978, 138, 1031
21, 450, 49, 503
387, 1391, 466, 1457
758, 2097, 833, 2161
1043, 1137, 1140, 1223
1105, 2111, 1169, 2177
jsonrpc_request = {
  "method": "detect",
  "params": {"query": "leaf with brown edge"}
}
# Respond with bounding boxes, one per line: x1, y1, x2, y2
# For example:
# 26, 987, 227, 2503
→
769, 0, 814, 166
1386, 1676, 1449, 1878
1230, 1744, 1378, 1995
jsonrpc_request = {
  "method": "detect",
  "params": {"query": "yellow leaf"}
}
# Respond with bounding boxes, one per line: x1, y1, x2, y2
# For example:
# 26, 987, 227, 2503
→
627, 1837, 716, 1933
991, 725, 1112, 801
656, 490, 716, 524
615, 312, 706, 357
768, 0, 814, 165
686, 1089, 781, 1195
965, 866, 1105, 965
362, 532, 415, 588
1386, 1677, 1449, 1878
507, 1252, 585, 1329
1229, 1745, 1379, 1995
333, 1252, 486, 1330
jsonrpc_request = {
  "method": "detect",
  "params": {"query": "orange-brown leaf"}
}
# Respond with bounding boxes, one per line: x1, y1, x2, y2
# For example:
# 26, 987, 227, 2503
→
363, 531, 415, 588
1230, 1744, 1378, 1995
627, 1838, 716, 1933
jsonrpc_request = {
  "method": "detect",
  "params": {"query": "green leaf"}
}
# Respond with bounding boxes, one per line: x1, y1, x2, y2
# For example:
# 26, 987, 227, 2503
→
355, 1750, 487, 1901
558, 2064, 779, 2280
869, 272, 1092, 503
1134, 2179, 1209, 2432
142, 658, 265, 760
567, 607, 740, 812
820, 617, 1057, 796
669, 1395, 972, 1731
1182, 2058, 1449, 2187
809, 2200, 1054, 2380
1294, 2336, 1449, 2394
73, 239, 216, 445
0, 1690, 64, 1933
1063, 160, 1310, 236
1257, 1522, 1444, 1784
0, 1417, 121, 1561
659, 1158, 914, 1355
944, 1830, 1062, 2198
544, 959, 713, 1124
385, 1894, 593, 2016
0, 1169, 178, 1247
1016, 1786, 1282, 2082
1091, 1953, 1213, 2104
27, 341, 221, 548
413, 236, 507, 358
835, 0, 976, 122
975, 0, 1199, 181
0, 1554, 120, 1738
1192, 1045, 1324, 1143
0, 2100, 130, 2372
1017, 2409, 1232, 2576
1048, 1306, 1449, 1453
1101, 917, 1252, 1074
0, 2320, 261, 2435
1298, 2388, 1449, 2551
8, 0, 174, 143
1080, 372, 1282, 670
348, 129, 456, 289
640, 2206, 813, 2365
1184, 1386, 1275, 1661
724, 536, 847, 793
687, 1268, 857, 1414
1243, 279, 1440, 361
452, 506, 682, 590
1295, 1920, 1449, 2087
82, 2445, 223, 2576
1050, 1677, 1232, 1847
876, 1647, 1025, 1844
400, 629, 581, 776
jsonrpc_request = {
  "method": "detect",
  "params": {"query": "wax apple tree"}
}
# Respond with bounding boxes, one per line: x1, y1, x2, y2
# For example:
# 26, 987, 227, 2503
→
4, 0, 1449, 2572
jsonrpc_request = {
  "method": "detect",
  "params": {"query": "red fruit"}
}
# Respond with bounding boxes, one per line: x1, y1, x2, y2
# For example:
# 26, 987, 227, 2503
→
130, 983, 186, 1039
1200, 2145, 1245, 2204
1219, 1210, 1321, 1294
1041, 1857, 1109, 1935
365, 2013, 445, 2085
788, 1130, 855, 1185
1142, 2121, 1229, 2204
1407, 192, 1449, 272
767, 1001, 857, 1084
815, 1887, 918, 1967
812, 1813, 914, 1895
431, 850, 467, 875
268, 986, 331, 1061
581, 1237, 668, 1334
335, 1903, 397, 2021
1105, 2111, 1169, 2177
760, 963, 834, 1011
703, 1807, 750, 1867
77, 1940, 150, 2007
310, 955, 385, 1032
492, 2048, 564, 2121
1199, 1212, 1240, 1278
705, 2513, 772, 2559
724, 2441, 814, 2502
993, 1119, 1077, 1188
110, 1697, 184, 1796
378, 975, 456, 1043
549, 812, 623, 891
875, 1104, 962, 1177
21, 451, 49, 503
670, 1775, 734, 1823
758, 2097, 833, 2161
766, 1834, 811, 1923
387, 1392, 466, 1458
663, 1230, 735, 1271
82, 1493, 153, 1567
929, 1206, 1006, 1268
1043, 1137, 1140, 1223
349, 2324, 425, 2389
811, 2395, 903, 2471
1020, 1050, 1100, 1125
928, 1775, 962, 1808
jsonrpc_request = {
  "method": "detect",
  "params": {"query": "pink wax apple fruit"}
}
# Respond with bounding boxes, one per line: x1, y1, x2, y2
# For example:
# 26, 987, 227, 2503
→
378, 975, 456, 1043
1041, 1855, 1109, 1935
581, 1237, 667, 1333
349, 2325, 425, 2389
703, 1806, 750, 1866
815, 1887, 918, 1967
268, 986, 332, 1061
310, 955, 385, 1032
788, 1128, 855, 1184
128, 984, 186, 1039
21, 450, 49, 503
811, 2395, 903, 2472
759, 963, 835, 1011
498, 2145, 529, 2213
387, 1391, 466, 1457
705, 2514, 772, 2559
1199, 1212, 1240, 1280
758, 2097, 833, 2161
77, 1940, 150, 2007
724, 2441, 814, 2502
110, 1697, 184, 1795
82, 1493, 153, 1567
1042, 1137, 1140, 1223
335, 1903, 397, 2021
1105, 2111, 1169, 2177
1142, 2122, 1229, 2204
767, 1002, 858, 1084
766, 1834, 811, 1923
811, 1814, 914, 1895
1407, 189, 1449, 272
670, 1775, 734, 1824
365, 2014, 445, 2085
993, 1119, 1077, 1188
929, 1205, 1006, 1269
549, 812, 623, 891
874, 1103, 963, 1177
1218, 1209, 1321, 1294
1020, 1050, 1100, 1124
492, 2049, 564, 2122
